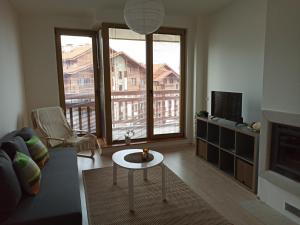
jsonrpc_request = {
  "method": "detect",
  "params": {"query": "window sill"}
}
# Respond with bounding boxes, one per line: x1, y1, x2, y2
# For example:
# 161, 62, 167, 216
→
99, 137, 191, 153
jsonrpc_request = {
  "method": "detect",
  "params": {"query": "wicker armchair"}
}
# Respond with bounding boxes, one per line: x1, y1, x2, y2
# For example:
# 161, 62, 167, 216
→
31, 106, 101, 158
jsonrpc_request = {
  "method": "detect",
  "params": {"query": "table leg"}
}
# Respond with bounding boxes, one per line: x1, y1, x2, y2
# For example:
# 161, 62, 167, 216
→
128, 170, 134, 212
143, 169, 148, 181
113, 162, 117, 185
161, 163, 166, 201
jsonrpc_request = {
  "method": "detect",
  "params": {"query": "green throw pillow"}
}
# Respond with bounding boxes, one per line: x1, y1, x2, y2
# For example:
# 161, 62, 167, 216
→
13, 152, 41, 195
26, 136, 49, 168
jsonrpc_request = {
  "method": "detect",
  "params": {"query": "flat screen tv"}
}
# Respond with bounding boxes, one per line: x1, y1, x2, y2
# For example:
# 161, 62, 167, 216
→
211, 91, 243, 123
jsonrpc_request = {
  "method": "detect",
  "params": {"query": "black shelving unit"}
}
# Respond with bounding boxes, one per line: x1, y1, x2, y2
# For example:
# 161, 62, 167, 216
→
195, 117, 259, 193
197, 119, 207, 139
220, 150, 234, 176
220, 127, 235, 152
207, 144, 219, 166
236, 132, 255, 162
208, 123, 219, 145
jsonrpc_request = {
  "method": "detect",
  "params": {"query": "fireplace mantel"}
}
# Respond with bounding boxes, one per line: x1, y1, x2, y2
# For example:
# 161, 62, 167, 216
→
263, 110, 300, 127
270, 122, 300, 181
259, 110, 300, 173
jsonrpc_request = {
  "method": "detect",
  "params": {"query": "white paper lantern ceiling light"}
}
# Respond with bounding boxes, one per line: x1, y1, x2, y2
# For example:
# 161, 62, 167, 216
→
124, 0, 165, 35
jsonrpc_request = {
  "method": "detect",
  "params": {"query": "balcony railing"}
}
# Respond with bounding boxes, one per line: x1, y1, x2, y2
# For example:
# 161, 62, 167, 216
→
65, 103, 96, 133
65, 89, 181, 139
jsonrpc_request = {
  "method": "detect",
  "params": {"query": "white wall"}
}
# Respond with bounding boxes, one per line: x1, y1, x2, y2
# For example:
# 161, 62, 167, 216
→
0, 0, 27, 137
163, 15, 197, 141
206, 0, 267, 123
20, 14, 95, 122
193, 17, 208, 114
19, 11, 197, 141
262, 0, 300, 113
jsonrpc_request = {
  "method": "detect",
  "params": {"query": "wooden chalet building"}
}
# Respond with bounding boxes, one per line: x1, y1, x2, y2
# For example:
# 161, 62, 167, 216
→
62, 44, 180, 138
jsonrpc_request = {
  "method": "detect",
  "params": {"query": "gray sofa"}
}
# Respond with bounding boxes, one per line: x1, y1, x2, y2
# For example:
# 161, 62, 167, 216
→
0, 130, 82, 225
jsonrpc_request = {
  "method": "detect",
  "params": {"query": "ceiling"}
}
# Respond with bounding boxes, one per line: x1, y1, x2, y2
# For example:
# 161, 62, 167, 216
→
10, 0, 234, 17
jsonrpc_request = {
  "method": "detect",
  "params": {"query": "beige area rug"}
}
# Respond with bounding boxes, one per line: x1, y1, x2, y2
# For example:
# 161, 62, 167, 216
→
83, 166, 232, 225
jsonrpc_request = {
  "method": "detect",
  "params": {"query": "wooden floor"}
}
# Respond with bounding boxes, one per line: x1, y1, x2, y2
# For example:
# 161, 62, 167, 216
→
77, 144, 295, 225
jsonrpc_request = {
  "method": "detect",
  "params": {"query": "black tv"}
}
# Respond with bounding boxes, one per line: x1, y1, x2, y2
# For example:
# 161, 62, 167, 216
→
211, 91, 243, 123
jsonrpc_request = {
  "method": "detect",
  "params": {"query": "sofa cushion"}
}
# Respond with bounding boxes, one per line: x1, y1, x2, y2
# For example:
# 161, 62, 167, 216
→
17, 127, 37, 142
13, 152, 41, 195
0, 131, 19, 145
0, 150, 22, 222
25, 136, 49, 168
2, 148, 82, 225
0, 137, 30, 160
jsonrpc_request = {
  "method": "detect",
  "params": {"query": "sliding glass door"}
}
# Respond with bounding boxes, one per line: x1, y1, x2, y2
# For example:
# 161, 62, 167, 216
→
152, 33, 182, 136
102, 24, 186, 144
55, 29, 100, 136
108, 28, 147, 141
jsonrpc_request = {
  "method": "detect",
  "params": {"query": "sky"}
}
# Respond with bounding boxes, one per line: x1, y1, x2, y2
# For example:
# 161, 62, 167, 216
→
61, 35, 181, 73
61, 35, 91, 46
110, 39, 180, 73
61, 35, 91, 53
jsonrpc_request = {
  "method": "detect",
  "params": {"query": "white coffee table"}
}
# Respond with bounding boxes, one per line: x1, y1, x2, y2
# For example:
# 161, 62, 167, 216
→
112, 149, 166, 212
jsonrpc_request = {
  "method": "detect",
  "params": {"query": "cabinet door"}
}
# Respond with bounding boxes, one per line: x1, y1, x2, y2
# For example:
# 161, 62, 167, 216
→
197, 140, 207, 160
236, 158, 253, 188
236, 159, 244, 183
243, 162, 253, 188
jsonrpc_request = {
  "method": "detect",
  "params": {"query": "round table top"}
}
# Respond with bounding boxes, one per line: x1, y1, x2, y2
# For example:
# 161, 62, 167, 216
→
112, 149, 164, 170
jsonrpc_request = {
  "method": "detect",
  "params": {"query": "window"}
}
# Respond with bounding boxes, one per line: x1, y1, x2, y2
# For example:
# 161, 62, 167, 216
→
78, 78, 90, 85
153, 33, 184, 135
78, 78, 85, 85
105, 27, 147, 142
102, 24, 185, 144
131, 78, 137, 85
55, 28, 100, 135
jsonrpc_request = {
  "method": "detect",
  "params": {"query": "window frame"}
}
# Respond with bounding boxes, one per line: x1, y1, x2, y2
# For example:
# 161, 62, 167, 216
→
102, 23, 186, 144
54, 28, 101, 137
149, 27, 186, 140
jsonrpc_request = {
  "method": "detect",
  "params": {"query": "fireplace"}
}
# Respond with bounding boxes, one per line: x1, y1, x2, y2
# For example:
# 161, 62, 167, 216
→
258, 111, 300, 224
270, 123, 300, 182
